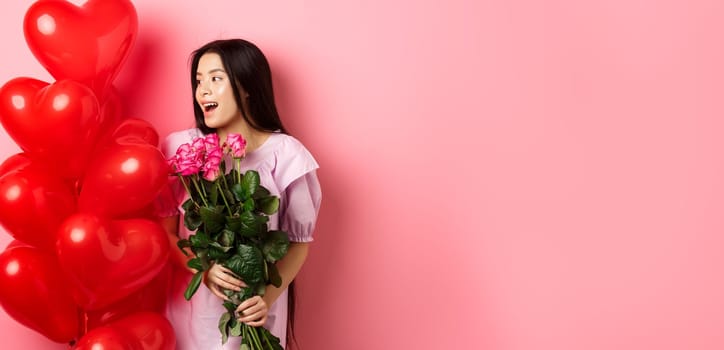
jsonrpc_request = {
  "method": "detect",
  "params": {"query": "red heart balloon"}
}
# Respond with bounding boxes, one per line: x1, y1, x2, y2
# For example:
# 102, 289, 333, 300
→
90, 116, 162, 164
107, 312, 176, 350
74, 325, 141, 350
23, 0, 138, 99
0, 246, 80, 343
86, 264, 170, 329
4, 239, 31, 250
76, 312, 175, 350
0, 78, 101, 179
99, 86, 125, 137
56, 214, 169, 310
0, 153, 32, 177
112, 117, 160, 147
79, 142, 169, 218
0, 162, 77, 251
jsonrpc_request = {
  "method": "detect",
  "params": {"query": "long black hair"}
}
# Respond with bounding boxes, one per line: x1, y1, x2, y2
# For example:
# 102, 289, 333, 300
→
189, 39, 287, 134
189, 38, 299, 349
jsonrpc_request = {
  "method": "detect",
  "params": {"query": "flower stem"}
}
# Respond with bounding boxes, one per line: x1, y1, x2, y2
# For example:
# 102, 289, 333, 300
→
191, 177, 209, 207
249, 326, 263, 349
262, 329, 275, 349
178, 175, 199, 207
236, 158, 242, 183
217, 182, 233, 216
221, 169, 231, 190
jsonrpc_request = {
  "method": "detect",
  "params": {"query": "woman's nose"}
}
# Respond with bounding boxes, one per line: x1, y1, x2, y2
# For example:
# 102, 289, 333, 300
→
197, 81, 211, 95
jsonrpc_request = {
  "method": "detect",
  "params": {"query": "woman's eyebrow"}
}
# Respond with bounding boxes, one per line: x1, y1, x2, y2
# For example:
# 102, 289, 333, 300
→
197, 68, 226, 76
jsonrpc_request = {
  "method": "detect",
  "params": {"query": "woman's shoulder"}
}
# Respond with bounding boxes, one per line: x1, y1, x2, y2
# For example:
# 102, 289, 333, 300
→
266, 133, 319, 189
265, 133, 315, 159
161, 128, 203, 157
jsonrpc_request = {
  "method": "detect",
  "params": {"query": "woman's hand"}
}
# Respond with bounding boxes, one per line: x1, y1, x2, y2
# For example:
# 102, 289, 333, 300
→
204, 263, 246, 300
236, 295, 268, 327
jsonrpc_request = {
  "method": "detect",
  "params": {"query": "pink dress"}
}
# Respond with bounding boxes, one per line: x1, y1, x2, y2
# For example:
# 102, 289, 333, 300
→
156, 128, 321, 350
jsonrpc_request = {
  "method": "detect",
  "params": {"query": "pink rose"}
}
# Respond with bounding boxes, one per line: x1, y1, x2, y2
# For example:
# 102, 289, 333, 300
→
204, 133, 220, 151
167, 154, 178, 172
175, 142, 203, 176
202, 148, 223, 181
226, 133, 247, 158
191, 137, 206, 155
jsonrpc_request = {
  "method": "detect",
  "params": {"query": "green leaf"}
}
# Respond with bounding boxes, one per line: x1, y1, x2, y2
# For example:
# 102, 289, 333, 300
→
194, 249, 211, 270
210, 241, 232, 252
177, 238, 192, 249
218, 311, 231, 345
238, 212, 268, 237
242, 198, 255, 212
260, 328, 284, 350
222, 301, 237, 314
177, 239, 191, 256
262, 230, 290, 262
187, 258, 204, 272
224, 245, 265, 286
256, 196, 280, 215
267, 262, 282, 287
230, 319, 242, 337
256, 283, 267, 296
207, 243, 231, 260
231, 183, 248, 202
240, 286, 255, 300
241, 170, 260, 196
223, 188, 237, 206
184, 271, 204, 300
219, 229, 235, 247
237, 212, 255, 237
182, 198, 196, 212
208, 179, 219, 205
199, 206, 226, 234
189, 231, 211, 248
252, 186, 270, 199
230, 290, 246, 304
184, 210, 202, 231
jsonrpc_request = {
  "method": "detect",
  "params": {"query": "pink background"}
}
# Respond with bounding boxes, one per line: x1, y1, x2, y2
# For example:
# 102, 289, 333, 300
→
1, 0, 724, 349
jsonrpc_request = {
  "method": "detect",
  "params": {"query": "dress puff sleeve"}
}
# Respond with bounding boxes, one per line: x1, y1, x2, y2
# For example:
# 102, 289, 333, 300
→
280, 170, 322, 242
274, 135, 322, 242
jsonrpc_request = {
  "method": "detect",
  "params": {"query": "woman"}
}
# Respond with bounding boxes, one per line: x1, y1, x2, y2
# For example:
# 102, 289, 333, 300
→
156, 38, 321, 349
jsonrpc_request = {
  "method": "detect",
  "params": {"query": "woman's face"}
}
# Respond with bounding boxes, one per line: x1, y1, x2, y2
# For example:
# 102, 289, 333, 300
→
195, 52, 246, 130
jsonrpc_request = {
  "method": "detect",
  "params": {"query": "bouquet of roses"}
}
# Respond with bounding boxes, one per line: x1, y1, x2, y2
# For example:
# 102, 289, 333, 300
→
168, 133, 288, 350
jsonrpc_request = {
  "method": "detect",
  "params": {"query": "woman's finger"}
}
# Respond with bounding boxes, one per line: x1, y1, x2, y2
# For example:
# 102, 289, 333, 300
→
242, 315, 267, 327
238, 303, 263, 316
208, 266, 242, 290
216, 270, 247, 288
218, 266, 247, 285
237, 296, 264, 310
208, 284, 229, 300
236, 296, 268, 325
238, 311, 267, 325
212, 273, 243, 291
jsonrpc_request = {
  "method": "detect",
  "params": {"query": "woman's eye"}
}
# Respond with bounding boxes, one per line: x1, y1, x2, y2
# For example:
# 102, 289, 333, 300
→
212, 76, 223, 82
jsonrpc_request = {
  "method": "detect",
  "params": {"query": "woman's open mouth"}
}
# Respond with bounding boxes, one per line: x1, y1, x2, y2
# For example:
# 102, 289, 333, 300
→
202, 102, 218, 112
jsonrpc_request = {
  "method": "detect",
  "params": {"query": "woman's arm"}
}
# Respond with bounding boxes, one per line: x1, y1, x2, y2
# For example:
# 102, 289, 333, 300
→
263, 241, 309, 305
235, 241, 309, 326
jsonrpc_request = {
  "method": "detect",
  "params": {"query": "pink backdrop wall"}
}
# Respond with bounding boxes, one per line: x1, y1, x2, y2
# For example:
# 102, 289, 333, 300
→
1, 0, 724, 349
